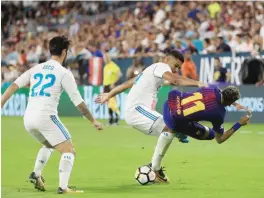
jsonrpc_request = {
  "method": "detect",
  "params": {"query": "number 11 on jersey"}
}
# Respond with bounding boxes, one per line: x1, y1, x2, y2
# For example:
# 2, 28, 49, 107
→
181, 92, 205, 116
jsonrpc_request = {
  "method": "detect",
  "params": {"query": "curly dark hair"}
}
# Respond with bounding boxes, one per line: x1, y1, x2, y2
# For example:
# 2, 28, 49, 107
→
49, 35, 71, 56
221, 86, 241, 106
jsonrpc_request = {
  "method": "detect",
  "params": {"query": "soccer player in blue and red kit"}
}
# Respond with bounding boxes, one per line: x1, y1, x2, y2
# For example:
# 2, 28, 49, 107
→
163, 86, 251, 142
151, 86, 251, 183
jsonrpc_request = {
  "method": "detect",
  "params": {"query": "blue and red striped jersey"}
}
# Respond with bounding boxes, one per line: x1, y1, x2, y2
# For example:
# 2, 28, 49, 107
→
167, 86, 226, 134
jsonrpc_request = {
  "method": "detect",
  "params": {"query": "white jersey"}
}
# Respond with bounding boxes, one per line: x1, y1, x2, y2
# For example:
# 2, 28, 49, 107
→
14, 59, 83, 116
125, 62, 172, 110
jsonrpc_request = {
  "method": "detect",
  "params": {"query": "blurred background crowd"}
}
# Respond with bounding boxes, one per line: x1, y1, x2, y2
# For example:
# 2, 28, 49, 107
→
1, 1, 264, 85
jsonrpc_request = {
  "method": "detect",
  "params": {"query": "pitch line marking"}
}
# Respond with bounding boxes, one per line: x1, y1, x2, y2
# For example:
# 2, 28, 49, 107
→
257, 132, 264, 135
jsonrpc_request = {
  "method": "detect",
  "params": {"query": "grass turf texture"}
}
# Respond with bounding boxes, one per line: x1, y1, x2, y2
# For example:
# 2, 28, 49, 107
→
2, 116, 264, 198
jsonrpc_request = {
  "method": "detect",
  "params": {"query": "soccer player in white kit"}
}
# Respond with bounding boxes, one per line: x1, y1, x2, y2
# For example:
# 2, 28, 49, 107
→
95, 50, 204, 182
1, 36, 103, 194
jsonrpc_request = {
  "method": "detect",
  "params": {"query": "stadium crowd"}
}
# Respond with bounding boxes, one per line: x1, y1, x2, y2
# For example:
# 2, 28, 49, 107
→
1, 1, 264, 84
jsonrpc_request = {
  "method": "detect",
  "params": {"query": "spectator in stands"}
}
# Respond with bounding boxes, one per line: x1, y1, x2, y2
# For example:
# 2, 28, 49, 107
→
198, 14, 214, 40
181, 49, 198, 80
26, 10, 37, 37
154, 28, 165, 46
207, 2, 221, 18
214, 57, 230, 83
89, 43, 104, 58
26, 45, 39, 67
126, 57, 145, 80
39, 39, 50, 63
185, 38, 198, 54
216, 37, 231, 52
235, 34, 248, 52
1, 65, 20, 83
4, 43, 20, 66
244, 34, 254, 53
187, 2, 200, 22
227, 34, 238, 51
19, 50, 27, 66
103, 53, 122, 125
153, 4, 166, 26
75, 44, 92, 85
175, 39, 184, 52
146, 42, 159, 55
161, 39, 173, 53
69, 19, 80, 38
202, 38, 216, 54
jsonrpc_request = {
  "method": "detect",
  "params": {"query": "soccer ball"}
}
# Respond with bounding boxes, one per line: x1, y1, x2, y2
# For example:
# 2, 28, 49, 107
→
135, 165, 156, 185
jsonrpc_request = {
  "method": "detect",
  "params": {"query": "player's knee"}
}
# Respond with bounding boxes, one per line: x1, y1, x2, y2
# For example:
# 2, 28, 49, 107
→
43, 140, 53, 148
60, 146, 75, 154
72, 148, 76, 156
206, 129, 215, 140
162, 126, 176, 134
55, 139, 75, 154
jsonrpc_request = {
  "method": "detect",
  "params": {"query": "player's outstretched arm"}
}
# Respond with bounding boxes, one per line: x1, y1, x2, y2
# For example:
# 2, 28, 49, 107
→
1, 83, 19, 108
95, 76, 136, 104
214, 115, 251, 144
232, 102, 252, 114
61, 71, 103, 130
163, 72, 205, 87
77, 102, 103, 130
2, 70, 31, 108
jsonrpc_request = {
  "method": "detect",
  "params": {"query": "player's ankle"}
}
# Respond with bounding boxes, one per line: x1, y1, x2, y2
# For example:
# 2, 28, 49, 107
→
34, 171, 41, 178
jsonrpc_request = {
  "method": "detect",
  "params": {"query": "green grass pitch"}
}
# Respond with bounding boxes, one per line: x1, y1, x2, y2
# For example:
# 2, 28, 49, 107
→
2, 116, 264, 198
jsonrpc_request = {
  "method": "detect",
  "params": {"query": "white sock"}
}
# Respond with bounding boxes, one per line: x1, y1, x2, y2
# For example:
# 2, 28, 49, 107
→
59, 153, 75, 190
151, 132, 175, 171
33, 146, 54, 177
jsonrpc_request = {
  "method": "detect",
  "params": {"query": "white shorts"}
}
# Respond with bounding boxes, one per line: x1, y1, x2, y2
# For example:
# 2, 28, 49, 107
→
124, 105, 165, 136
24, 114, 71, 147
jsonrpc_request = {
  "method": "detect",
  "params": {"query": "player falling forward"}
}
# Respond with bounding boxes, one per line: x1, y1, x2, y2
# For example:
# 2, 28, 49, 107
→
163, 86, 251, 142
95, 50, 205, 180
1, 36, 103, 194
148, 86, 251, 182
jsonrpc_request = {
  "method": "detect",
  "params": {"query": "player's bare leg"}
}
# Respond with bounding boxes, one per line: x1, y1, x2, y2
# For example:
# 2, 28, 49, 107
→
151, 126, 175, 183
29, 141, 54, 191
55, 139, 84, 194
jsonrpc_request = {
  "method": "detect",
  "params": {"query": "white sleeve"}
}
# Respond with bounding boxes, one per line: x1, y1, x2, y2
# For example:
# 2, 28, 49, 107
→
61, 71, 84, 106
153, 63, 172, 78
14, 70, 31, 88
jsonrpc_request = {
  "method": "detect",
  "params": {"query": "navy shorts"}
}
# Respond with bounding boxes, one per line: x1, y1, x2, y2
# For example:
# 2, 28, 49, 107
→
163, 101, 215, 140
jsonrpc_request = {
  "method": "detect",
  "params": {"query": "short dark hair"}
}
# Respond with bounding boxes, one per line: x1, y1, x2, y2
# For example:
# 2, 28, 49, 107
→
49, 35, 71, 56
166, 49, 184, 63
218, 37, 224, 41
204, 38, 211, 45
221, 86, 240, 106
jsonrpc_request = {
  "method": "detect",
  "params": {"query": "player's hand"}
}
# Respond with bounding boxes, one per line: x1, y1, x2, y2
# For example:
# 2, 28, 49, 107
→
233, 103, 252, 114
198, 82, 207, 88
94, 93, 109, 104
110, 83, 115, 89
92, 120, 103, 130
238, 115, 251, 126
